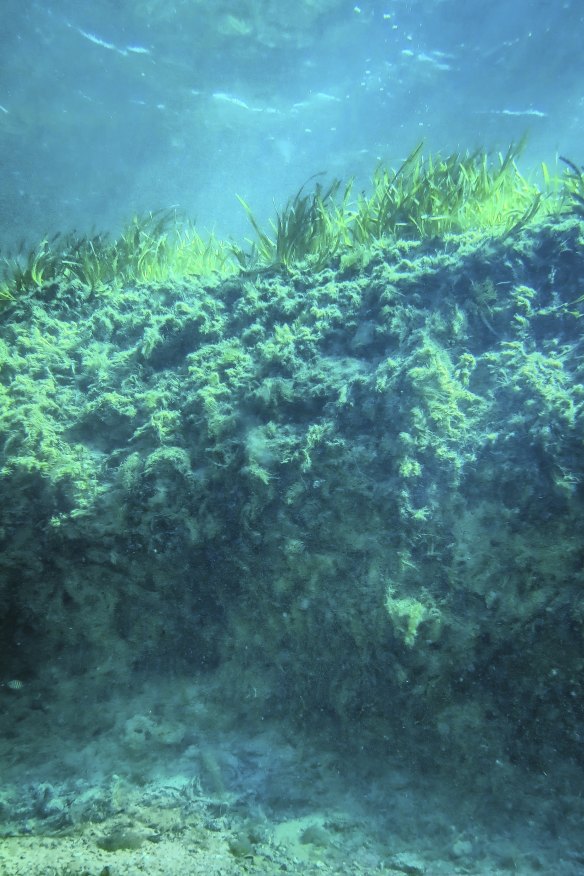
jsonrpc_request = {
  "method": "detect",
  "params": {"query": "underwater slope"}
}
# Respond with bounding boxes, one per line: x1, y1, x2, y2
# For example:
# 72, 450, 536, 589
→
1, 213, 583, 787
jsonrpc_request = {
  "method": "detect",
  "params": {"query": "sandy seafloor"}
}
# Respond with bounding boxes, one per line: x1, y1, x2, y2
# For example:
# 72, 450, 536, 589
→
1, 679, 583, 876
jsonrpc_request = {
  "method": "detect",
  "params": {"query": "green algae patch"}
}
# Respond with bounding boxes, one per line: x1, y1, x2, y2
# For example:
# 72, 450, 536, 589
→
1, 216, 584, 779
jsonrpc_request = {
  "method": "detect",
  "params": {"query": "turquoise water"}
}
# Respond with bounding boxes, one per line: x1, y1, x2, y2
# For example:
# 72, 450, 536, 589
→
1, 0, 582, 247
1, 3, 584, 874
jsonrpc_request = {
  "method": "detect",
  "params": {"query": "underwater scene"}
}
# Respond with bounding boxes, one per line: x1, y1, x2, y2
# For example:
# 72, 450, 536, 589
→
2, 1, 584, 874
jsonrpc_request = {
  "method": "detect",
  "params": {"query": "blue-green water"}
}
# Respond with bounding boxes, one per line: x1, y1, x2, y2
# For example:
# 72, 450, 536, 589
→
1, 3, 584, 874
1, 0, 583, 247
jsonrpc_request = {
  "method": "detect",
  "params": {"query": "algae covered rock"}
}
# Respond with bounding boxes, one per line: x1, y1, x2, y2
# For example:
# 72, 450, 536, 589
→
1, 217, 583, 778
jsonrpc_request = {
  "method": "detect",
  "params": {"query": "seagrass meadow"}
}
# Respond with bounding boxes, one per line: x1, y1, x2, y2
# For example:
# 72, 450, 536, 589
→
1, 149, 584, 869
